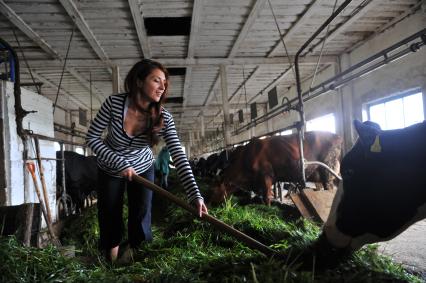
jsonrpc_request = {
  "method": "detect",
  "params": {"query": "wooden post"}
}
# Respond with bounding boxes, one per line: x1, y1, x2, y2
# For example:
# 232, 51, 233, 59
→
22, 203, 34, 246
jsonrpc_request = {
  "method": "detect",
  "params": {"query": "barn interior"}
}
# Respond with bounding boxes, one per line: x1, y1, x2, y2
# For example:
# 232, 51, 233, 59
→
0, 0, 425, 281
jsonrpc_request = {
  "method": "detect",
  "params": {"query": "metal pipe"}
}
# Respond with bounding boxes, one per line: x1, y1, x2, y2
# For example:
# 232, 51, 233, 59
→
0, 38, 29, 141
59, 143, 68, 216
304, 160, 342, 181
294, 0, 353, 185
233, 28, 426, 135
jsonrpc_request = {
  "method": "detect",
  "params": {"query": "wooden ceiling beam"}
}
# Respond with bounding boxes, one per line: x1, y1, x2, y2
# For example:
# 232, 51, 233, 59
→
0, 0, 61, 59
59, 0, 113, 66
128, 0, 151, 58
25, 55, 337, 68
268, 0, 322, 57
180, 0, 204, 128
310, 0, 382, 54
228, 0, 267, 58
0, 0, 109, 104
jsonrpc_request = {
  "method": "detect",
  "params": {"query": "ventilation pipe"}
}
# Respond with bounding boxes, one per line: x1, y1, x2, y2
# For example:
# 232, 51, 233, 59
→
0, 38, 30, 141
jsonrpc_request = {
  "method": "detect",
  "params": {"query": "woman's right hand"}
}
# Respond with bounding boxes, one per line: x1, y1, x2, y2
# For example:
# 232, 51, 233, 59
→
121, 167, 137, 181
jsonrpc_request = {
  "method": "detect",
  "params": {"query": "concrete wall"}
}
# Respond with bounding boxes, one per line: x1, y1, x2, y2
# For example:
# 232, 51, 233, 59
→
0, 81, 57, 222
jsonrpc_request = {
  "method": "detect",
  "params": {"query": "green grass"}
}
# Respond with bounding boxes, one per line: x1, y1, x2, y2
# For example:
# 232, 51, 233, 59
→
0, 171, 422, 282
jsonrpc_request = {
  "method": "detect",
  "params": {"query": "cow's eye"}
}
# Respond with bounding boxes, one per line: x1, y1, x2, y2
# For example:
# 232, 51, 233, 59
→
342, 169, 355, 179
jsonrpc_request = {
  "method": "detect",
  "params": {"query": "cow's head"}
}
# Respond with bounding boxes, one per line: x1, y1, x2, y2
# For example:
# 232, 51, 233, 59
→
321, 120, 426, 251
208, 181, 229, 205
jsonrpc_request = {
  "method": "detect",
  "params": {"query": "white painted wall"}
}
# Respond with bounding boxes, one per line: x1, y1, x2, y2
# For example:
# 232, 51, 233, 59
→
1, 81, 57, 222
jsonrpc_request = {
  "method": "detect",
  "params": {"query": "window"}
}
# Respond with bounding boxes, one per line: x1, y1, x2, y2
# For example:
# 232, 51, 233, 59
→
306, 113, 336, 133
279, 129, 293, 136
366, 91, 424, 130
54, 142, 60, 152
75, 147, 84, 155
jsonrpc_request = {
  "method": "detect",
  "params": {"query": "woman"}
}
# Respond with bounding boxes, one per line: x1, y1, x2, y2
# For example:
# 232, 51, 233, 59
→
86, 59, 208, 262
155, 146, 171, 189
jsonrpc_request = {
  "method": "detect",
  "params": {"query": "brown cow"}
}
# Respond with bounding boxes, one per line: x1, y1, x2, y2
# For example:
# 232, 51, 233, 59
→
210, 131, 343, 205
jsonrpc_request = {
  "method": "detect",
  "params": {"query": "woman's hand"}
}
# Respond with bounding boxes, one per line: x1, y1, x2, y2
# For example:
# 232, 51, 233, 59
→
120, 167, 137, 181
193, 198, 208, 218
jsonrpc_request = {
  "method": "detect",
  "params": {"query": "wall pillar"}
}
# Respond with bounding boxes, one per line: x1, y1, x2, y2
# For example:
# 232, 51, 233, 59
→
220, 65, 231, 148
112, 65, 121, 94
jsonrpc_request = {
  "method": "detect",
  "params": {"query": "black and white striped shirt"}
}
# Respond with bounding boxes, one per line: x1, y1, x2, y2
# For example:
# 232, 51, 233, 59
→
86, 93, 202, 203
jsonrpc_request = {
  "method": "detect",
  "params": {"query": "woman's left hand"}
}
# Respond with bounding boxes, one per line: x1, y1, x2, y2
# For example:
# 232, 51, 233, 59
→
193, 198, 208, 218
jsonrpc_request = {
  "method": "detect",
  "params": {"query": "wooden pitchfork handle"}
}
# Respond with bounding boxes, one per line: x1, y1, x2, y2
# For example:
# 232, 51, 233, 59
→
133, 175, 276, 257
26, 162, 61, 247
33, 137, 53, 224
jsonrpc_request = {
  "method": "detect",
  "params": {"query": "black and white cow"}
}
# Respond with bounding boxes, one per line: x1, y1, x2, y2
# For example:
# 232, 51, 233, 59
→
56, 151, 98, 214
320, 120, 426, 252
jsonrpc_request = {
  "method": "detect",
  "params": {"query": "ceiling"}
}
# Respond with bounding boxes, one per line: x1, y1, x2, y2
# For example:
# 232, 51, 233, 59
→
0, 0, 421, 136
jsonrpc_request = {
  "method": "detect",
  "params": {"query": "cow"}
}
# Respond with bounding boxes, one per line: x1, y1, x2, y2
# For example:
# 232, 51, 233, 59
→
210, 131, 343, 206
56, 151, 98, 214
205, 152, 219, 177
194, 157, 207, 177
316, 120, 426, 255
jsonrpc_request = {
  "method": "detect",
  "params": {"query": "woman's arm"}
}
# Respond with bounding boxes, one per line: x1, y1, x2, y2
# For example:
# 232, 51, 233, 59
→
161, 111, 203, 203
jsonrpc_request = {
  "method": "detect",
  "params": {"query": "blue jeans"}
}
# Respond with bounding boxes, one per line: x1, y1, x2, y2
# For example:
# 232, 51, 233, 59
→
97, 165, 154, 249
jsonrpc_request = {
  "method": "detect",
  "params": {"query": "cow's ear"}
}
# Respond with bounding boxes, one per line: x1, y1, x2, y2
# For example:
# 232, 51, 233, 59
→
354, 120, 381, 147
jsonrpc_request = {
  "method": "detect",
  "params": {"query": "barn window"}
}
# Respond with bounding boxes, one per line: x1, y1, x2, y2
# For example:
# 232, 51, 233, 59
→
75, 147, 84, 155
306, 113, 336, 133
365, 91, 424, 130
278, 129, 292, 136
54, 142, 60, 152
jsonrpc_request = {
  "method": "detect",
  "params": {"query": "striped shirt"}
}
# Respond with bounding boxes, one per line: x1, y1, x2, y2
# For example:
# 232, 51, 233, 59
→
86, 93, 202, 203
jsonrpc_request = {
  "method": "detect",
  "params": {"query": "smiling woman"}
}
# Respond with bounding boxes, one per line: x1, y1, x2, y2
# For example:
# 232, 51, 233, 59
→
85, 59, 208, 263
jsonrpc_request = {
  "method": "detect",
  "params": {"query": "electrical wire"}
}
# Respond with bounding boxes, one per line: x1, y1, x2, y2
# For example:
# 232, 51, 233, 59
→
267, 0, 296, 80
53, 23, 76, 114
12, 28, 41, 94
308, 0, 339, 91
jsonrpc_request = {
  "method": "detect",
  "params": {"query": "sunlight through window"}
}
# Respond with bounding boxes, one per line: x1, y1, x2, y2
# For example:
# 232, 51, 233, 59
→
368, 92, 423, 130
279, 129, 293, 136
306, 113, 336, 133
75, 147, 84, 155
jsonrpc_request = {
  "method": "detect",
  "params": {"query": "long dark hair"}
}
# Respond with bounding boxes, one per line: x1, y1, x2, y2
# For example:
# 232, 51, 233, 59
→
124, 59, 169, 146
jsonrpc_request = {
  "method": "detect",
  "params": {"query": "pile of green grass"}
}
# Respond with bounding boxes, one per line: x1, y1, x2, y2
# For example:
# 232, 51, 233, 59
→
0, 171, 422, 282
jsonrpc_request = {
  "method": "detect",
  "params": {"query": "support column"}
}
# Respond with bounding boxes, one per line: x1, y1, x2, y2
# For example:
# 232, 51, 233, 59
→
187, 131, 193, 159
339, 53, 355, 153
250, 126, 256, 139
220, 65, 231, 148
112, 65, 121, 94
264, 104, 273, 133
200, 115, 205, 138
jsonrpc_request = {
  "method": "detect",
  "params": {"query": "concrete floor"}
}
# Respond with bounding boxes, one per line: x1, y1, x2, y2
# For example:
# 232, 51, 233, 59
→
378, 219, 426, 279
